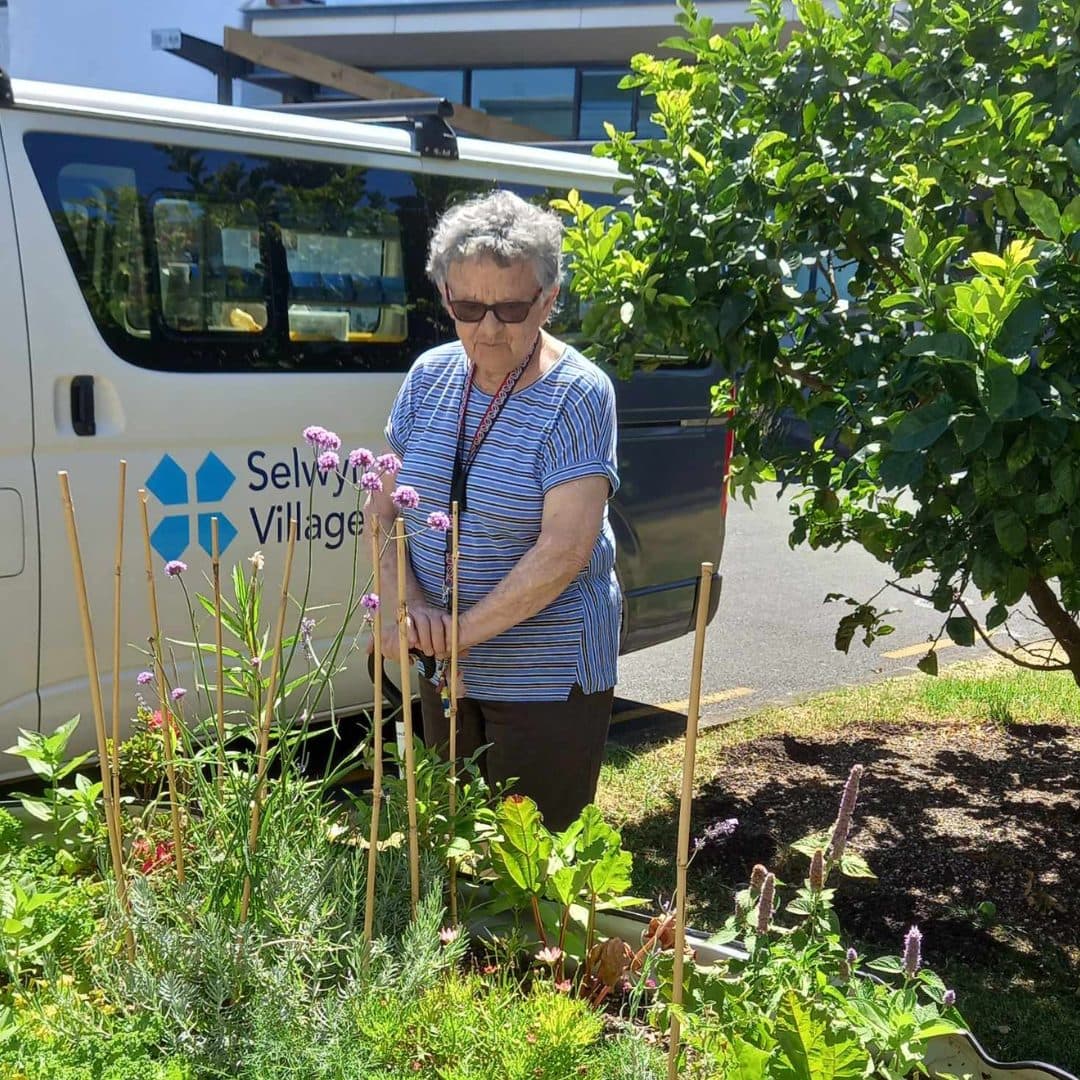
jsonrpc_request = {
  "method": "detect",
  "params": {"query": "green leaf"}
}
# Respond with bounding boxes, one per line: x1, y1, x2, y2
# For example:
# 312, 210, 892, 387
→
904, 221, 927, 260
838, 851, 877, 880
986, 363, 1018, 418
986, 603, 1009, 630
945, 616, 976, 647
917, 651, 939, 676
1049, 519, 1073, 562
891, 405, 952, 452
773, 991, 869, 1080
1052, 458, 1077, 503
993, 509, 1028, 556
491, 796, 552, 896
900, 332, 974, 363
1016, 187, 1061, 241
1062, 195, 1080, 238
969, 251, 1007, 276
731, 1039, 772, 1080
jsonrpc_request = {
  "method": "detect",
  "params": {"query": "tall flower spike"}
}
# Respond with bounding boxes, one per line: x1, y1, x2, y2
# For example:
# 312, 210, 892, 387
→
809, 848, 825, 891
902, 925, 922, 978
827, 764, 864, 864
750, 864, 768, 892
756, 873, 775, 934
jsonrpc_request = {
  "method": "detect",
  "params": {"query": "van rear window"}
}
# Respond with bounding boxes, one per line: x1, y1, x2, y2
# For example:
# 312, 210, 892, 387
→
25, 132, 453, 372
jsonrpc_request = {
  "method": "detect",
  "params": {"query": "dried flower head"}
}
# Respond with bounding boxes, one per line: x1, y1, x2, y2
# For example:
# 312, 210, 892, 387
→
317, 451, 340, 476
249, 550, 265, 572
427, 511, 451, 532
164, 560, 187, 577
136, 670, 154, 686
809, 848, 825, 891
756, 873, 775, 935
391, 485, 421, 510
827, 763, 865, 863
348, 447, 376, 471
750, 864, 768, 891
902, 925, 922, 978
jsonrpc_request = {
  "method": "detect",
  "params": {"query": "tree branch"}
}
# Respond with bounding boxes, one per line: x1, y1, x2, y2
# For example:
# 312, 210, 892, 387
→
953, 595, 1072, 674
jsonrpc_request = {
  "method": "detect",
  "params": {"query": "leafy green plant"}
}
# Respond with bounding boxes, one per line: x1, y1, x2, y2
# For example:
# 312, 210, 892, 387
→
561, 0, 1080, 683
5, 717, 106, 871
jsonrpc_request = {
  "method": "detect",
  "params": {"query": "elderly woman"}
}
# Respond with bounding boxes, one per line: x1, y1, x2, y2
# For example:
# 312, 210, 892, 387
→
372, 189, 620, 831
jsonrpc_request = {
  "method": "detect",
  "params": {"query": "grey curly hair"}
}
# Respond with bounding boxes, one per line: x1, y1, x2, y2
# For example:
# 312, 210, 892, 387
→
425, 190, 564, 291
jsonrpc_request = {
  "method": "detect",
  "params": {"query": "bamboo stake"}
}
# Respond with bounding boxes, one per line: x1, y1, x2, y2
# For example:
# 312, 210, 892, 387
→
138, 489, 185, 883
239, 517, 298, 923
109, 462, 127, 840
363, 517, 384, 946
667, 561, 715, 1080
395, 515, 420, 915
211, 517, 226, 796
447, 501, 461, 926
58, 472, 130, 936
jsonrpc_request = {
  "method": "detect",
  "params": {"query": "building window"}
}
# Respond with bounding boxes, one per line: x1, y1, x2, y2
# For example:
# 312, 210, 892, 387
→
579, 69, 634, 142
375, 69, 465, 104
470, 68, 576, 139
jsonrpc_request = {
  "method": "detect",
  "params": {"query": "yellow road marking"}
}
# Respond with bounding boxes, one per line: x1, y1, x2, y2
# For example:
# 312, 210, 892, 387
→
881, 639, 956, 660
612, 687, 755, 725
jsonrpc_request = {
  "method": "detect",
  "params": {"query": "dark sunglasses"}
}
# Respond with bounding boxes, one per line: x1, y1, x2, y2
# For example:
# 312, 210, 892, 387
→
444, 286, 543, 324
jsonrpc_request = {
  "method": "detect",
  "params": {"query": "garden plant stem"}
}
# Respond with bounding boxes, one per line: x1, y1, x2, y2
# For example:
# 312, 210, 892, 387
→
667, 561, 714, 1080
211, 518, 226, 796
364, 517, 384, 947
396, 516, 421, 914
240, 517, 298, 923
448, 500, 460, 925
137, 489, 185, 884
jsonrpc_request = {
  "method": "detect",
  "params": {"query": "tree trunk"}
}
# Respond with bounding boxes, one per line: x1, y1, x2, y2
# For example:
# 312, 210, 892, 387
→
1025, 575, 1080, 687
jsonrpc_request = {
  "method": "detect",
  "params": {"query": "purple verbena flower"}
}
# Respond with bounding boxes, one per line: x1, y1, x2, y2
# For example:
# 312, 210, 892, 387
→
427, 511, 451, 532
137, 670, 154, 686
170, 687, 186, 702
809, 848, 825, 891
348, 447, 376, 471
302, 426, 341, 452
360, 471, 382, 493
361, 593, 380, 612
827, 764, 864, 864
943, 988, 956, 1007
902, 925, 922, 978
317, 451, 340, 476
376, 453, 402, 476
391, 485, 420, 510
756, 873, 775, 935
164, 560, 187, 577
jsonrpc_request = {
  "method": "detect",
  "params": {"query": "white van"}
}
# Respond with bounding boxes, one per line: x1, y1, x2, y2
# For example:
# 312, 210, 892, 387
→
0, 73, 728, 777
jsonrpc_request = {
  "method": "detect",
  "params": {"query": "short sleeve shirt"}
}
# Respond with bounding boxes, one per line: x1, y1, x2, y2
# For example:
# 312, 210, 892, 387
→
385, 340, 621, 701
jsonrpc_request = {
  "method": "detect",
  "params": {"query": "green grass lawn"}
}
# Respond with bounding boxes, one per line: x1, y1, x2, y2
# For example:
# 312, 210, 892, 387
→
598, 657, 1080, 1074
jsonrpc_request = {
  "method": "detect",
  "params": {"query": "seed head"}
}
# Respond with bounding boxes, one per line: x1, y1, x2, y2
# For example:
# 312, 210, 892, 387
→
827, 764, 864, 863
756, 873, 775, 934
750, 864, 768, 891
809, 848, 825, 891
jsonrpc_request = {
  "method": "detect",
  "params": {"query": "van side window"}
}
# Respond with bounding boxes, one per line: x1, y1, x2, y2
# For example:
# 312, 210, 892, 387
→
25, 132, 435, 372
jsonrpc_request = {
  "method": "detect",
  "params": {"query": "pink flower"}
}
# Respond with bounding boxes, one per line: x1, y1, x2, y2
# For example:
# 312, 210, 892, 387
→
439, 926, 460, 945
391, 486, 420, 510
164, 560, 187, 577
361, 593, 380, 612
427, 511, 451, 532
348, 447, 376, 470
943, 988, 956, 1007
554, 979, 572, 994
376, 453, 402, 476
137, 670, 154, 686
535, 946, 563, 966
317, 451, 340, 476
303, 426, 341, 452
902, 925, 922, 977
170, 687, 186, 702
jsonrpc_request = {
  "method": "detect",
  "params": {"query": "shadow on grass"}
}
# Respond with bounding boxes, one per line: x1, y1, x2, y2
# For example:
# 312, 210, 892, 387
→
609, 722, 1080, 1073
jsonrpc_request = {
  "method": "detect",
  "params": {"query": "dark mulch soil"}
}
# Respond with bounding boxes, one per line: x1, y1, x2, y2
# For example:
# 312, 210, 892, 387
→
687, 721, 1080, 969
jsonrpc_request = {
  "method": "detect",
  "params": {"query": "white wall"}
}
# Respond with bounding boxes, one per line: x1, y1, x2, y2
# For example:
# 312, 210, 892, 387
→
8, 0, 247, 101
0, 7, 9, 72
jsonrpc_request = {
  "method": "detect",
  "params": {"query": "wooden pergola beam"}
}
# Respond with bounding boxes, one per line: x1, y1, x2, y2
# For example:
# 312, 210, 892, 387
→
223, 28, 555, 144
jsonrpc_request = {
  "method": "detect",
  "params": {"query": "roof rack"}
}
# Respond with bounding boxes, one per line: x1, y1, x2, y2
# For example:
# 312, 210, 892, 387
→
267, 97, 459, 159
0, 69, 13, 108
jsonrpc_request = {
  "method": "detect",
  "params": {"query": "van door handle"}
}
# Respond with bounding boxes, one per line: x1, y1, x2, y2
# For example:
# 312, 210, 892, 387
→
71, 375, 96, 436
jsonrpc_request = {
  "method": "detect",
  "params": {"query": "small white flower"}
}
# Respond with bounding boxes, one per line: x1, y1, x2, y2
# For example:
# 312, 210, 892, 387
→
249, 550, 265, 572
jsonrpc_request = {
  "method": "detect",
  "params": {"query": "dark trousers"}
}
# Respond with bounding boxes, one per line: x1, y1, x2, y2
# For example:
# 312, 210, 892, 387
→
417, 679, 613, 832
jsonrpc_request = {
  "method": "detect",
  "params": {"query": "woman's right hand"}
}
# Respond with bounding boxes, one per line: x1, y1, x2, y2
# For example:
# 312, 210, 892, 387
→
367, 601, 450, 661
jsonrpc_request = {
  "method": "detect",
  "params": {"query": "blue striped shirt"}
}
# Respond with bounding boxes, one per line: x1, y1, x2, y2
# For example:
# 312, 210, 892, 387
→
385, 340, 620, 701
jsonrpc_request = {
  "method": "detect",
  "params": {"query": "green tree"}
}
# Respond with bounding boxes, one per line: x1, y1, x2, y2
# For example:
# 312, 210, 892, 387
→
560, 0, 1080, 680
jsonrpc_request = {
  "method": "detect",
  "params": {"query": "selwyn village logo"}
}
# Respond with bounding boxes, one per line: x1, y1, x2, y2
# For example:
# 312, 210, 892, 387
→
146, 448, 365, 561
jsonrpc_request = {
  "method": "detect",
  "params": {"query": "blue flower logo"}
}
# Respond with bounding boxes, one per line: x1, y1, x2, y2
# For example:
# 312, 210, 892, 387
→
145, 452, 238, 561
